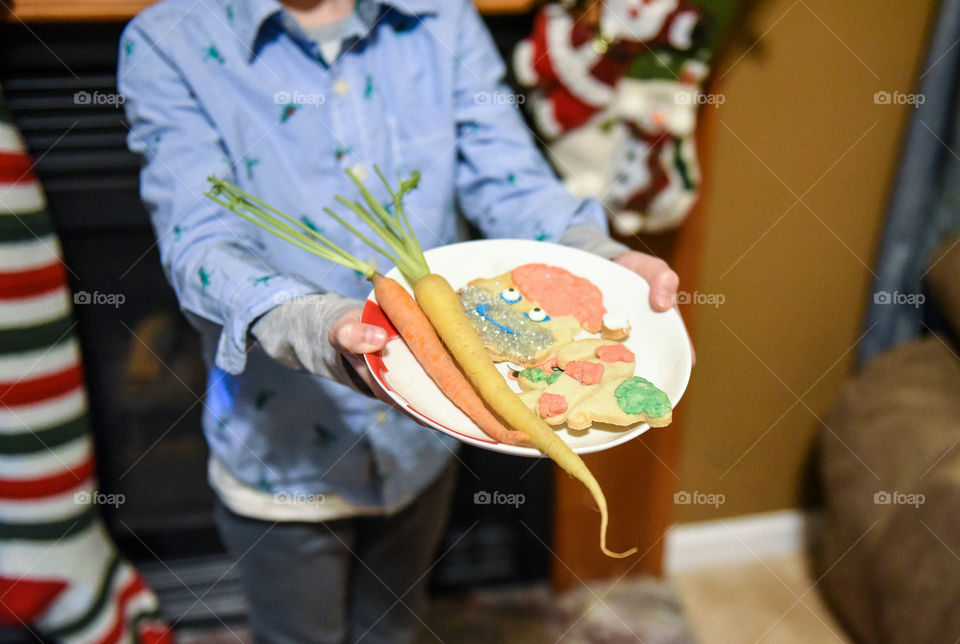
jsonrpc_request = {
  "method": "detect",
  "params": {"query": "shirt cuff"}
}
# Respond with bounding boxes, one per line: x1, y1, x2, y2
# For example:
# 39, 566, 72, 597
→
215, 276, 322, 375
559, 224, 631, 261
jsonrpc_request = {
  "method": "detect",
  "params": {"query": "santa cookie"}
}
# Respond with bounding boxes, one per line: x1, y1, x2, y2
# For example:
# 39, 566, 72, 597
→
460, 263, 631, 366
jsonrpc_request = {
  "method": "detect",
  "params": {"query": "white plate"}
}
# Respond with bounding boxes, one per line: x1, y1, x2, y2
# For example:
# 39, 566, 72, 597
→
362, 239, 691, 457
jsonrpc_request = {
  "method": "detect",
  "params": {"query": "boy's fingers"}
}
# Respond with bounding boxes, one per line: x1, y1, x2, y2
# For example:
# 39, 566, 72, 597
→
613, 252, 679, 311
334, 321, 388, 354
342, 353, 401, 408
649, 268, 680, 311
328, 307, 387, 354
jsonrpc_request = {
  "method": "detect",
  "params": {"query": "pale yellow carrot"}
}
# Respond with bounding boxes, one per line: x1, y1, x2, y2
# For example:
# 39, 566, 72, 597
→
415, 273, 637, 558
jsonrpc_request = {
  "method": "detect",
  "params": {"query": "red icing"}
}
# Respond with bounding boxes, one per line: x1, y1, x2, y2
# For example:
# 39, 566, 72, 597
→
596, 344, 635, 363
538, 392, 568, 417
565, 361, 604, 385
512, 263, 606, 333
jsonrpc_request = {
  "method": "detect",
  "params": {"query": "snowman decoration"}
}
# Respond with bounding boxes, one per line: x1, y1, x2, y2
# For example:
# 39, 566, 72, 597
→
514, 0, 707, 234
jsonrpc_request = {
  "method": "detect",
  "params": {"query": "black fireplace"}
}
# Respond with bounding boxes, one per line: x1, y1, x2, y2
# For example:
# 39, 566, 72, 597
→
0, 15, 549, 633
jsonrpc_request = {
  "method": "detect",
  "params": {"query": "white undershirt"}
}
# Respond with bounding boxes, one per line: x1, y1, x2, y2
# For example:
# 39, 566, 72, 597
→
209, 456, 384, 522
302, 14, 352, 65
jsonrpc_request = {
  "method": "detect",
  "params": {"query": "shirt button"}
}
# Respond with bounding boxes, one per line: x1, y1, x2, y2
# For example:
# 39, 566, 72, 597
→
334, 78, 349, 96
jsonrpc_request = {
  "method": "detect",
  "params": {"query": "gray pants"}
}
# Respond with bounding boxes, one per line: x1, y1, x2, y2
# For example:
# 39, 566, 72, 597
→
213, 464, 456, 644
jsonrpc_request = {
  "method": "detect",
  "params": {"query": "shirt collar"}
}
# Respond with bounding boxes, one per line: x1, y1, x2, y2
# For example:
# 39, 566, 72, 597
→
226, 0, 440, 61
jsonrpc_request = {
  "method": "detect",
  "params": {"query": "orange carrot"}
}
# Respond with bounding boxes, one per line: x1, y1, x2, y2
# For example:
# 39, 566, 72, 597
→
372, 273, 530, 446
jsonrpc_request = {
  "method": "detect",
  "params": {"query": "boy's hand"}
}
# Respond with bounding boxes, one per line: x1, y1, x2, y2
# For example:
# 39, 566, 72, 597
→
328, 307, 388, 395
612, 250, 695, 365
613, 250, 679, 311
251, 294, 394, 398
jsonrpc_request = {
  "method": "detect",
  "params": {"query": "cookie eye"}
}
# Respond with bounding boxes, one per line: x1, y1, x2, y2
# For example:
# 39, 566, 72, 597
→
499, 288, 522, 303
526, 307, 550, 322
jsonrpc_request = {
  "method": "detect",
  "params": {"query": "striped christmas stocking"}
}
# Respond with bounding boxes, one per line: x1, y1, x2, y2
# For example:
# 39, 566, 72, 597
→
0, 91, 173, 643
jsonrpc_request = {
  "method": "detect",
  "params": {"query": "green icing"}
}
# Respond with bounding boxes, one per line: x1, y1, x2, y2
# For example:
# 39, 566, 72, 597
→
615, 377, 671, 418
520, 367, 548, 383
520, 368, 564, 385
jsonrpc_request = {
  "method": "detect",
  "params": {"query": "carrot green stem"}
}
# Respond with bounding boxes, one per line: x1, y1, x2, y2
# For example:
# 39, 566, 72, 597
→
204, 176, 375, 278
333, 170, 430, 285
321, 207, 399, 266
346, 169, 401, 235
375, 166, 422, 250
334, 196, 412, 266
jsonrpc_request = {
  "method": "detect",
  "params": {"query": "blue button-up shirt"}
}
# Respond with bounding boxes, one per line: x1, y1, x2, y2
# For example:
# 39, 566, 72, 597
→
118, 0, 611, 515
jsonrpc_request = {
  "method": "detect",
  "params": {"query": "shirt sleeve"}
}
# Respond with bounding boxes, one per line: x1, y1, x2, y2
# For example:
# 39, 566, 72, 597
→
118, 22, 321, 375
451, 0, 618, 252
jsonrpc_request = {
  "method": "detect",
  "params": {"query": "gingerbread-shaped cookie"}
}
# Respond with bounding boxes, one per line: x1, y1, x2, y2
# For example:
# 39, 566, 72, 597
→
516, 339, 672, 430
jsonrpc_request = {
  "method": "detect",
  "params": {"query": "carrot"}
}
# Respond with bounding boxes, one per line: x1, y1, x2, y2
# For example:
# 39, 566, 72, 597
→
203, 178, 529, 447
205, 169, 638, 558
371, 273, 530, 446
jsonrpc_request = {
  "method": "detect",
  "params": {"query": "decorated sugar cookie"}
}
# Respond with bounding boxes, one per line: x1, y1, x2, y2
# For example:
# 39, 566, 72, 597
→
461, 263, 631, 365
516, 339, 672, 430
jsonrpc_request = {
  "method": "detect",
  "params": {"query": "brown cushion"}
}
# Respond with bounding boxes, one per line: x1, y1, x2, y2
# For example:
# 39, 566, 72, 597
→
815, 336, 960, 644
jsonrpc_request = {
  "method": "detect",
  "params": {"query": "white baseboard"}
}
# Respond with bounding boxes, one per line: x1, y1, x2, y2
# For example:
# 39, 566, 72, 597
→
665, 510, 811, 574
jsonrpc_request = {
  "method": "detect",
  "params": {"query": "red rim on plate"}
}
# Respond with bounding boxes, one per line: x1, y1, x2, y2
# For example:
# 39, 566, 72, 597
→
361, 299, 500, 446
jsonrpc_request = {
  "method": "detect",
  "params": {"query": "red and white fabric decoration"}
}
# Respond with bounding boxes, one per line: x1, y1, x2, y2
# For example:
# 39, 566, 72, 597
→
0, 97, 174, 643
514, 1, 707, 233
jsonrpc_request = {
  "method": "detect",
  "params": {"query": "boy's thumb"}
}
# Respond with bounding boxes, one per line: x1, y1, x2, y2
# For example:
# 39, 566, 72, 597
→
336, 322, 388, 354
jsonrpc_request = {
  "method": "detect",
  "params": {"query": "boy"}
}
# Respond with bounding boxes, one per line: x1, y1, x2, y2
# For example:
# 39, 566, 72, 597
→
119, 0, 680, 641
